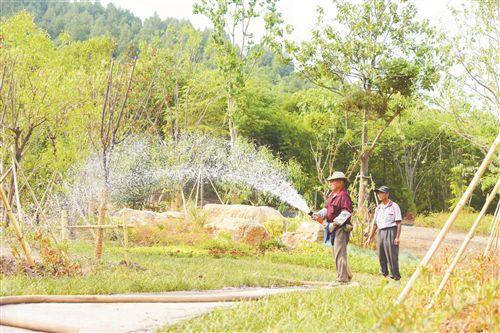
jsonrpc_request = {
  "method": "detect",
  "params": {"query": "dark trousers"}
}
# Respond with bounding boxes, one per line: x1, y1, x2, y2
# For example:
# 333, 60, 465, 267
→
377, 227, 400, 280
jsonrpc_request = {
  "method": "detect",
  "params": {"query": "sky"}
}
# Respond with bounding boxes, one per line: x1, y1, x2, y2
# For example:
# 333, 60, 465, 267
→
99, 0, 462, 43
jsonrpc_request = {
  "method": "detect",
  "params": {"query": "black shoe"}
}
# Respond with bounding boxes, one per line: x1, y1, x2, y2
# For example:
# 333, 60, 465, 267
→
389, 275, 400, 281
379, 270, 389, 278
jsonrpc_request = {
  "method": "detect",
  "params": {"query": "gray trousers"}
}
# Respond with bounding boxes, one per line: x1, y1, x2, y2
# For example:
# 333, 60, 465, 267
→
377, 227, 400, 279
332, 227, 353, 282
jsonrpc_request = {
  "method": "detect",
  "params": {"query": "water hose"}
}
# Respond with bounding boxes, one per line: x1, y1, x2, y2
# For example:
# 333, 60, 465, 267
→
0, 280, 345, 332
0, 289, 302, 333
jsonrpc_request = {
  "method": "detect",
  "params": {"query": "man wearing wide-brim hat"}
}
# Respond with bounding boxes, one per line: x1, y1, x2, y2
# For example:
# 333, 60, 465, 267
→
313, 171, 353, 284
365, 186, 402, 280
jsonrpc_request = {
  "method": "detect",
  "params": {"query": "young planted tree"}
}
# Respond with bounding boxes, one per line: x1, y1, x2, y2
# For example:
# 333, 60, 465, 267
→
266, 0, 442, 224
193, 0, 278, 147
87, 55, 153, 259
438, 0, 499, 153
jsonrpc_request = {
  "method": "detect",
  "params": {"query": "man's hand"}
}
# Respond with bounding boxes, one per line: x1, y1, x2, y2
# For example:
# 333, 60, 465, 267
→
394, 238, 400, 246
363, 237, 373, 247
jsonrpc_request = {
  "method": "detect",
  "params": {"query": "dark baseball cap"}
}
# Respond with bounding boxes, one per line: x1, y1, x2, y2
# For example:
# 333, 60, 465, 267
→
375, 186, 390, 193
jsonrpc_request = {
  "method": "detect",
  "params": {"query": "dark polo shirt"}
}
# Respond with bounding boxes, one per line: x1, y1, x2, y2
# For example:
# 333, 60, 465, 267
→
326, 188, 353, 224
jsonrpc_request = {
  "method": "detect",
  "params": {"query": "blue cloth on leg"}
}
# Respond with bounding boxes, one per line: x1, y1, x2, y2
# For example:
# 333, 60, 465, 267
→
324, 222, 335, 246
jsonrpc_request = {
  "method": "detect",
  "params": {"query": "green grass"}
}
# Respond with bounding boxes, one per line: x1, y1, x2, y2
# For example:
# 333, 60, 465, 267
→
413, 211, 495, 235
165, 276, 499, 332
165, 256, 499, 332
1, 241, 415, 296
2, 239, 496, 332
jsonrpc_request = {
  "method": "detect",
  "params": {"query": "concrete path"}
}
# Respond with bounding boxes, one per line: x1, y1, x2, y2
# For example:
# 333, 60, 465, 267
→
0, 286, 329, 333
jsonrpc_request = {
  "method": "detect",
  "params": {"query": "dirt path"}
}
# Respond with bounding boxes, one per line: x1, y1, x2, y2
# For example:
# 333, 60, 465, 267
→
400, 225, 489, 257
1, 285, 362, 332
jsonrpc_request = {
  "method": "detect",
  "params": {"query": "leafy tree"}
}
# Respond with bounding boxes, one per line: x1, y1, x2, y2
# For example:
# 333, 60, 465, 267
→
266, 0, 443, 221
193, 0, 279, 147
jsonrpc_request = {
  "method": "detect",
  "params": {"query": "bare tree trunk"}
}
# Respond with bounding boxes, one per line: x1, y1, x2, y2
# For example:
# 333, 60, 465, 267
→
227, 97, 237, 147
357, 109, 369, 219
95, 188, 107, 260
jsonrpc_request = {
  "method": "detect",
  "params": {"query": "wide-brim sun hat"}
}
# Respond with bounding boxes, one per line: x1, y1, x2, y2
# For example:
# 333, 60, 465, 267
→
326, 171, 349, 182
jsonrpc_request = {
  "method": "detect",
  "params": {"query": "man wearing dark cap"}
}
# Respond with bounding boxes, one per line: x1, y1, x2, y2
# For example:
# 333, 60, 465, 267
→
313, 171, 353, 284
365, 186, 402, 280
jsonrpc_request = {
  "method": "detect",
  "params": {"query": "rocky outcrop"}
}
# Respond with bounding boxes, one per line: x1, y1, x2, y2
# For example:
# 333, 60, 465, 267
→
202, 204, 284, 224
204, 217, 270, 246
117, 208, 184, 226
282, 222, 324, 248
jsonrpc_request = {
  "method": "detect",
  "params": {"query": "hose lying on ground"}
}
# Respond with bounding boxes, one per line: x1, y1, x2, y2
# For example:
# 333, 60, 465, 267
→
0, 281, 352, 333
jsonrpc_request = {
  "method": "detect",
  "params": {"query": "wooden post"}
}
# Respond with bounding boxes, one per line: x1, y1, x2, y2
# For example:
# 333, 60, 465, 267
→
180, 186, 188, 217
11, 158, 22, 223
426, 178, 500, 309
194, 170, 201, 207
95, 189, 107, 260
60, 210, 68, 241
484, 207, 500, 256
122, 211, 129, 265
395, 133, 500, 305
0, 183, 35, 267
200, 174, 204, 207
208, 177, 224, 204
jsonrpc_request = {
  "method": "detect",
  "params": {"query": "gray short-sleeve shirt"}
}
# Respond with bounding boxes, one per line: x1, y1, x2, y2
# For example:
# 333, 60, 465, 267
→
373, 201, 402, 229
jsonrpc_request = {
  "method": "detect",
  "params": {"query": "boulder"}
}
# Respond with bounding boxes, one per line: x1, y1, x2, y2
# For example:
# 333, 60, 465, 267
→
282, 222, 324, 248
117, 208, 184, 226
204, 217, 271, 246
203, 204, 284, 224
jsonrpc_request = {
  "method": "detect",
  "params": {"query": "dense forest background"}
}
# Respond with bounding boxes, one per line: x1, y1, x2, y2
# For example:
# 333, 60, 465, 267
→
0, 0, 497, 217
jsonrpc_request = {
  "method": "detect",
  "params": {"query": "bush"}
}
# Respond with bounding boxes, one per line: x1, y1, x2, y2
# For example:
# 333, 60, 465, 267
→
128, 219, 209, 246
200, 232, 254, 257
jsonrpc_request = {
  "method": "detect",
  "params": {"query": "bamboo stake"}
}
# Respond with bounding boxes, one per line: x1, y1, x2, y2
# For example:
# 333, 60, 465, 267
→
11, 157, 22, 223
61, 209, 68, 241
0, 165, 12, 183
484, 207, 500, 256
208, 177, 224, 204
200, 174, 204, 207
426, 178, 500, 309
70, 195, 97, 240
395, 133, 500, 305
15, 161, 66, 259
0, 183, 35, 266
194, 169, 201, 207
66, 225, 136, 229
95, 189, 107, 260
122, 211, 129, 265
180, 186, 188, 216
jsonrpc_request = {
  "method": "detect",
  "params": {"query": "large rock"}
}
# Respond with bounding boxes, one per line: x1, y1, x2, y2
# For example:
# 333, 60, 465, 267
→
203, 204, 284, 224
117, 208, 184, 226
282, 222, 324, 248
204, 217, 271, 246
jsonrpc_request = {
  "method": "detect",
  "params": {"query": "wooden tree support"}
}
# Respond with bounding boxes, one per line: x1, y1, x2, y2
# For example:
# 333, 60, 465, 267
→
60, 210, 68, 241
208, 177, 224, 204
484, 205, 500, 256
122, 211, 129, 265
395, 133, 500, 305
0, 171, 35, 267
94, 189, 107, 260
426, 178, 500, 309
